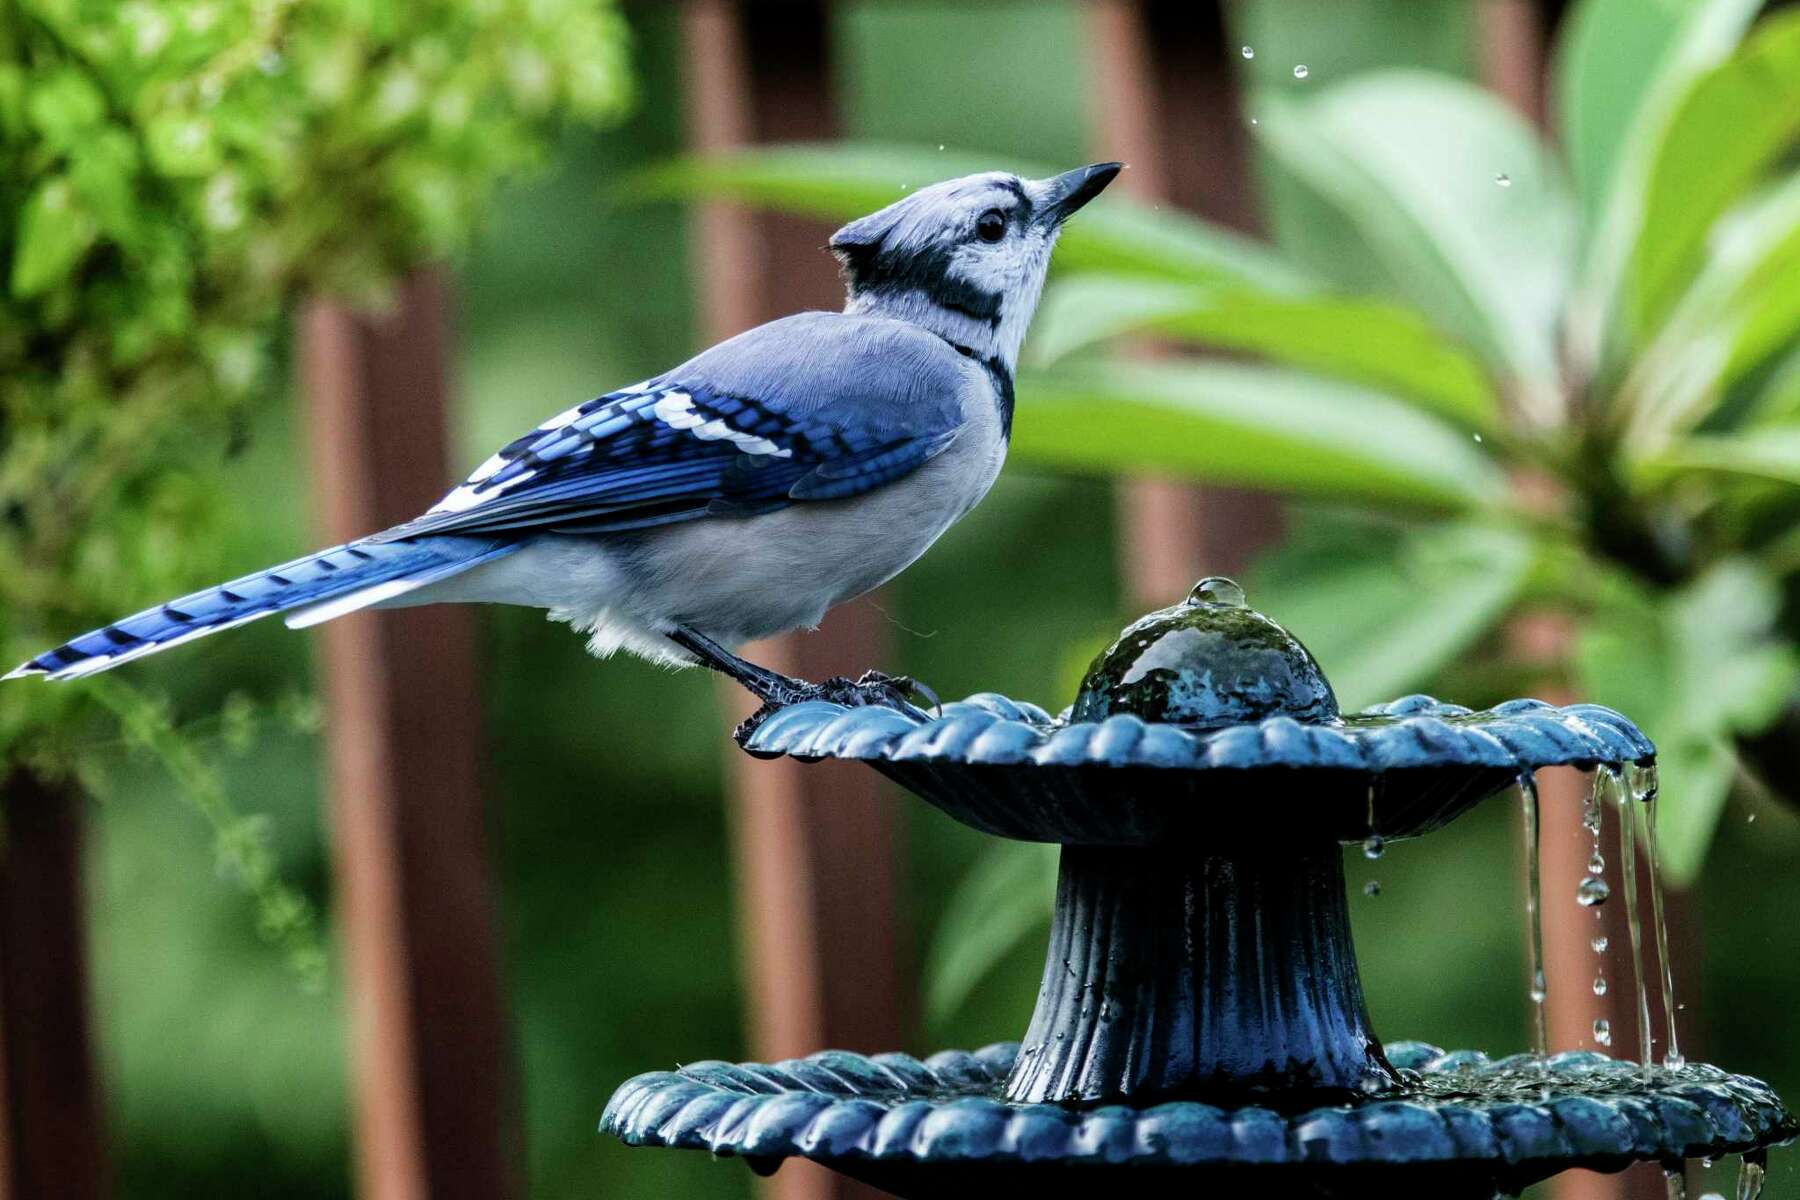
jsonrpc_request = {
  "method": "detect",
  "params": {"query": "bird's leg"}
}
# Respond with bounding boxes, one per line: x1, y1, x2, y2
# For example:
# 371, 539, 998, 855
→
666, 626, 810, 705
667, 625, 937, 742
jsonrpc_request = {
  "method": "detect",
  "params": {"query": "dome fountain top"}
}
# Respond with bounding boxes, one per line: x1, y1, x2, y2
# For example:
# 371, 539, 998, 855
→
603, 580, 1792, 1198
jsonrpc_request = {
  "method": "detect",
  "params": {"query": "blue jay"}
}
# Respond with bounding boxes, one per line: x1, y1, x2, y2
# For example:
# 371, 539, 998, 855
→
8, 162, 1121, 719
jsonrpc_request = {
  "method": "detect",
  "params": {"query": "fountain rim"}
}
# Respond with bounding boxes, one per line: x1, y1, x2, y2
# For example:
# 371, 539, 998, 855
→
601, 1041, 1793, 1181
741, 690, 1655, 776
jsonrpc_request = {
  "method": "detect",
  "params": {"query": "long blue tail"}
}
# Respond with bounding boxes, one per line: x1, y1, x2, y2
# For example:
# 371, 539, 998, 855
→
7, 535, 518, 681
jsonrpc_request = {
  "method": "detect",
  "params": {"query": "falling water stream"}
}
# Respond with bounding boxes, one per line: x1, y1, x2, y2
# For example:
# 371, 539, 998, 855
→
1513, 757, 1738, 1190
1518, 772, 1548, 1057
1633, 762, 1684, 1068
1608, 766, 1656, 1072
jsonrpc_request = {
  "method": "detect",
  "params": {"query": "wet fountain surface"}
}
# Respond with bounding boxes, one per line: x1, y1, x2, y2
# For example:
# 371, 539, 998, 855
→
600, 581, 1795, 1197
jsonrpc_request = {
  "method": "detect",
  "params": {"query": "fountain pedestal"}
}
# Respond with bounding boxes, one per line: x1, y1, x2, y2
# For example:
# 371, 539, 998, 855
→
601, 582, 1795, 1197
1010, 842, 1391, 1105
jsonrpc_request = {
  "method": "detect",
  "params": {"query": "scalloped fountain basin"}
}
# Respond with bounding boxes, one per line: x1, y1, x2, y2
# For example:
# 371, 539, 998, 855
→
743, 692, 1653, 845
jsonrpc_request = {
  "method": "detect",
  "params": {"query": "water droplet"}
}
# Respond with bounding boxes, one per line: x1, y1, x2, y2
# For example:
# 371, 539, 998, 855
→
1293, 64, 1309, 79
1241, 45, 1255, 59
1703, 1158, 1714, 1169
1362, 834, 1385, 859
1593, 936, 1609, 953
1748, 813, 1757, 823
936, 143, 945, 151
1583, 806, 1604, 835
1357, 1072, 1385, 1095
1577, 876, 1611, 907
1698, 1193, 1724, 1200
1594, 1018, 1612, 1046
1495, 173, 1512, 187
1473, 432, 1484, 442
1666, 1052, 1686, 1070
257, 50, 284, 75
1187, 576, 1245, 607
1589, 850, 1606, 874
1594, 975, 1608, 996
1249, 116, 1259, 125
1363, 880, 1381, 896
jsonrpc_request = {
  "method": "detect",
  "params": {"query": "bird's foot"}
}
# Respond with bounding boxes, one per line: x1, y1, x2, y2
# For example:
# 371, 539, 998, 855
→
733, 670, 940, 744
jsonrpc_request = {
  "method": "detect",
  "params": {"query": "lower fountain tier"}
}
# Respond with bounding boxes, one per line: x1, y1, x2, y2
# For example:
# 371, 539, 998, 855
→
1008, 841, 1391, 1104
600, 1042, 1795, 1200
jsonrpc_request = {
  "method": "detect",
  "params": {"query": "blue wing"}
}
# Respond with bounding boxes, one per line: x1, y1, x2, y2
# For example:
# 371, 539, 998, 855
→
383, 313, 971, 541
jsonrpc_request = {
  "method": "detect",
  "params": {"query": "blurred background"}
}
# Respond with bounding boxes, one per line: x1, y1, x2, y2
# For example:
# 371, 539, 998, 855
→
3, 1, 1799, 1199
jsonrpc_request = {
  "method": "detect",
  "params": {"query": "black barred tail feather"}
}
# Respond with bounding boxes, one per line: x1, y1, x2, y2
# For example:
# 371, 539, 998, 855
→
7, 535, 518, 681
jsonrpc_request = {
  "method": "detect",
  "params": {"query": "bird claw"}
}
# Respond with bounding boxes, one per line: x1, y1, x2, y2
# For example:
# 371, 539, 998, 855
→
732, 669, 941, 744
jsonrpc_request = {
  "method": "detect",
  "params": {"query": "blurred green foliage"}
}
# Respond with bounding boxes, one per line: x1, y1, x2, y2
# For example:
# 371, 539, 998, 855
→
0, 0, 629, 970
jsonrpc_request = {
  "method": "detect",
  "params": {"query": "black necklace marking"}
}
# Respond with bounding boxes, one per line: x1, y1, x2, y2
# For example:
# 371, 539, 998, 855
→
941, 337, 1014, 441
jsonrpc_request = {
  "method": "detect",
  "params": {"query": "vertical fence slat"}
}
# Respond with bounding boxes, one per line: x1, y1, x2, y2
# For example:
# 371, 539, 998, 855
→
679, 5, 904, 1199
0, 771, 107, 1200
1091, 0, 1282, 609
300, 271, 514, 1200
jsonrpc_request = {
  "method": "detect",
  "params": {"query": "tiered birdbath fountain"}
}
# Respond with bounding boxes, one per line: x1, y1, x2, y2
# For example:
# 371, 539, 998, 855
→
603, 580, 1794, 1198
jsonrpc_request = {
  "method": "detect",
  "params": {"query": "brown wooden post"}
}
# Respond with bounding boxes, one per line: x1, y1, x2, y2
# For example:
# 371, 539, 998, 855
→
299, 272, 515, 1200
1088, 0, 1282, 608
0, 771, 107, 1200
679, 4, 905, 1200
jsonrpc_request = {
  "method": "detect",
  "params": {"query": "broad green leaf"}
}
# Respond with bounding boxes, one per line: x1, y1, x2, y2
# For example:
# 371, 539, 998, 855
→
1631, 10, 1800, 336
924, 839, 1057, 1025
1012, 360, 1508, 512
1555, 0, 1761, 233
1564, 0, 1763, 373
627, 143, 1311, 292
1029, 274, 1498, 431
1255, 73, 1574, 413
10, 178, 96, 299
1622, 172, 1800, 444
1576, 560, 1798, 881
1637, 427, 1800, 488
1248, 516, 1535, 710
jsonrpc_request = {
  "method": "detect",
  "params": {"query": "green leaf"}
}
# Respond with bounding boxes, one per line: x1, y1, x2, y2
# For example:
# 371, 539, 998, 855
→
924, 839, 1057, 1026
1621, 172, 1800, 444
1028, 274, 1498, 431
627, 142, 1311, 292
1254, 72, 1574, 409
1555, 0, 1761, 233
1630, 10, 1800, 336
10, 178, 96, 299
1575, 560, 1798, 881
1013, 360, 1508, 512
1637, 427, 1800, 489
1248, 516, 1535, 710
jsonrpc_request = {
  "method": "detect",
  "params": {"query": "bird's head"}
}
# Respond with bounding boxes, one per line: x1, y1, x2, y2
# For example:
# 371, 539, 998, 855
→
830, 162, 1122, 372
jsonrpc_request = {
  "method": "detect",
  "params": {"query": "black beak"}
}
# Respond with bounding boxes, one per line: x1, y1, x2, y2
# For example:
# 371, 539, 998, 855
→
1043, 161, 1123, 223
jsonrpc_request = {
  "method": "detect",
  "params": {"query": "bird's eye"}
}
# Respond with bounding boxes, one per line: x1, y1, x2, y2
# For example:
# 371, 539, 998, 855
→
975, 209, 1007, 242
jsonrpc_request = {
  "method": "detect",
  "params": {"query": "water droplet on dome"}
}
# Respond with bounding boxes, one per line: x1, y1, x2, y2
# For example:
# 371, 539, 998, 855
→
1594, 1018, 1612, 1046
1241, 45, 1255, 59
1594, 975, 1608, 996
1363, 880, 1381, 896
1293, 64, 1309, 79
1186, 576, 1246, 607
1496, 173, 1512, 187
1362, 834, 1385, 859
1578, 876, 1611, 907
